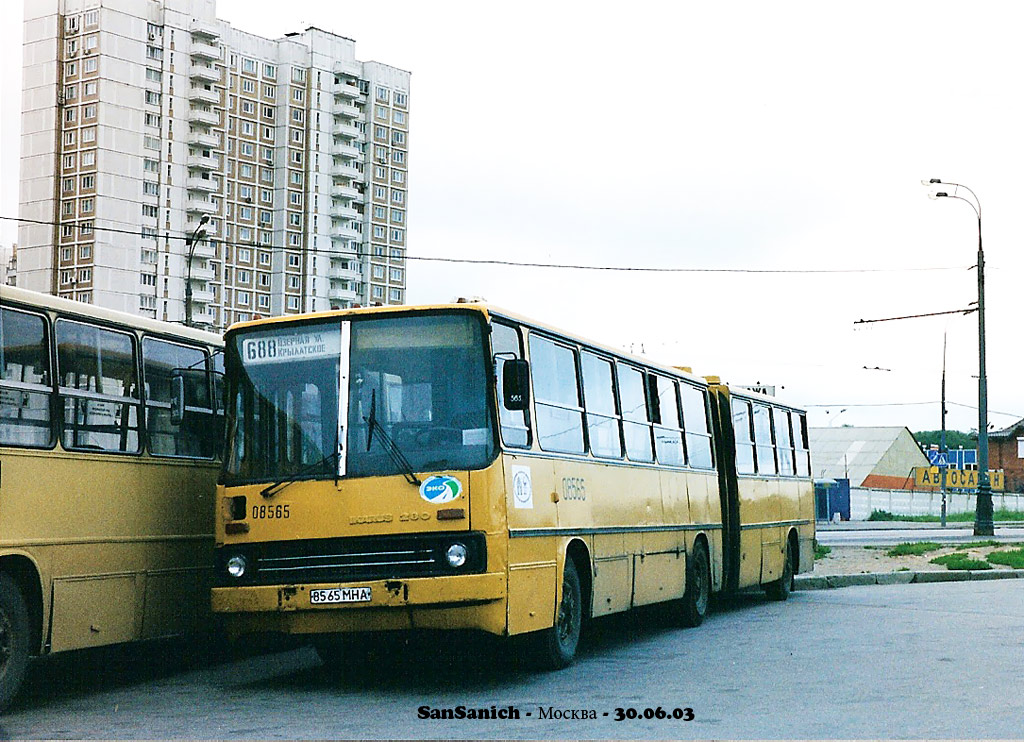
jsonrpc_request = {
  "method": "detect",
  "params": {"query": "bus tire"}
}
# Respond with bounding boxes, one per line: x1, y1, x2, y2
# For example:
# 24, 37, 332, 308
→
678, 542, 710, 628
528, 558, 582, 670
0, 573, 31, 714
765, 540, 794, 601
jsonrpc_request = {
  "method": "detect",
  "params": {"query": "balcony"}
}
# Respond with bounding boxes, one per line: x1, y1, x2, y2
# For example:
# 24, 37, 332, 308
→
187, 239, 216, 259
191, 286, 216, 304
188, 130, 220, 148
328, 282, 359, 302
331, 223, 361, 240
332, 162, 362, 179
190, 39, 220, 60
334, 100, 362, 119
189, 64, 220, 83
333, 205, 360, 220
187, 176, 218, 192
332, 123, 359, 140
334, 79, 361, 98
190, 19, 220, 39
334, 142, 361, 160
188, 85, 220, 105
328, 263, 361, 282
188, 263, 215, 281
187, 198, 218, 215
188, 152, 220, 171
331, 184, 360, 199
189, 106, 219, 126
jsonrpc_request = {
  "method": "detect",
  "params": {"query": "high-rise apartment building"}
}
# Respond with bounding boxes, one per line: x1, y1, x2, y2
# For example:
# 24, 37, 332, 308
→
18, 0, 410, 329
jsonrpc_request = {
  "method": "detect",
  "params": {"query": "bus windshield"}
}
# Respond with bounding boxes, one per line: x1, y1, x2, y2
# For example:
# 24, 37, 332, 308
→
224, 312, 495, 484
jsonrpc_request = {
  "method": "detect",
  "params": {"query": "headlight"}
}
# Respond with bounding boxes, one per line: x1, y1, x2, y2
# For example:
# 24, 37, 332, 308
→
226, 555, 247, 578
445, 542, 467, 568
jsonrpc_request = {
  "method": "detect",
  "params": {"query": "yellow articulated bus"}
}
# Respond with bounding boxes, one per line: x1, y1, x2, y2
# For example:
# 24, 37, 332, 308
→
211, 303, 814, 668
0, 286, 222, 711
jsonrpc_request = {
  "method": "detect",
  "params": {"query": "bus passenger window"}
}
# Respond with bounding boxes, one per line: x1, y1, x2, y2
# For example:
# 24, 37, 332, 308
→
793, 413, 811, 477
56, 320, 141, 453
616, 363, 653, 463
580, 351, 621, 458
491, 323, 530, 448
650, 375, 683, 466
0, 307, 53, 448
528, 335, 584, 454
774, 408, 795, 476
143, 338, 215, 458
680, 383, 713, 469
752, 403, 777, 475
732, 399, 755, 474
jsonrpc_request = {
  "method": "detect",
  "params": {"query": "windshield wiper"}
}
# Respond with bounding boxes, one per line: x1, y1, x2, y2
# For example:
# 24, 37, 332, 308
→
365, 389, 422, 486
261, 448, 339, 499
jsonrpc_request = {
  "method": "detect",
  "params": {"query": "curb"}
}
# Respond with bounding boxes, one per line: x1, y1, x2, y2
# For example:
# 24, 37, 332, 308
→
794, 568, 1024, 591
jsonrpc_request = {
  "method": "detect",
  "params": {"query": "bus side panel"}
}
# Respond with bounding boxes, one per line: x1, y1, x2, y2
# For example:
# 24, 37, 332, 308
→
736, 477, 767, 589
682, 471, 723, 592
760, 477, 784, 585
50, 574, 142, 652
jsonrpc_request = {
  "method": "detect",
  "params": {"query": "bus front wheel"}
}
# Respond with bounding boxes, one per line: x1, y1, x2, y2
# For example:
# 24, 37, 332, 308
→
528, 558, 582, 670
0, 573, 31, 714
678, 543, 710, 628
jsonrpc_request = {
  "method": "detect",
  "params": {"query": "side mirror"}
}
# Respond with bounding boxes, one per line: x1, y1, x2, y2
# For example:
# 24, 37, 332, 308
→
170, 371, 186, 426
502, 358, 530, 411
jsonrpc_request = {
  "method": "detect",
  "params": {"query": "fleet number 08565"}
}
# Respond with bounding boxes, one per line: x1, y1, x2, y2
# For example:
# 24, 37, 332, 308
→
252, 504, 290, 519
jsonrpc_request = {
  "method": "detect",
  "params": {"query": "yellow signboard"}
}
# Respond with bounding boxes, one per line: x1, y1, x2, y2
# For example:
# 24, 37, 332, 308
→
914, 467, 1004, 491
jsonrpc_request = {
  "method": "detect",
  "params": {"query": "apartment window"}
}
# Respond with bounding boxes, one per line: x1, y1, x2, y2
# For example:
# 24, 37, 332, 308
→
239, 184, 253, 201
79, 244, 91, 258
238, 226, 252, 241
241, 121, 254, 136
260, 188, 272, 203
83, 81, 96, 95
83, 104, 96, 120
288, 253, 301, 267
263, 64, 276, 79
261, 105, 274, 119
240, 163, 254, 178
237, 270, 250, 283
84, 35, 97, 52
146, 46, 163, 61
258, 294, 270, 309
391, 209, 405, 223
392, 150, 405, 164
143, 181, 159, 196
84, 10, 98, 26
389, 268, 403, 282
80, 174, 94, 189
375, 105, 388, 120
291, 68, 306, 83
64, 85, 77, 101
292, 88, 304, 103
145, 90, 161, 106
78, 268, 91, 283
63, 154, 76, 169
394, 110, 406, 124
62, 178, 75, 193
264, 86, 275, 99
289, 192, 302, 206
374, 185, 386, 199
242, 79, 255, 94
286, 296, 299, 310
67, 39, 78, 55
239, 206, 253, 220
146, 68, 162, 83
372, 286, 384, 300
140, 273, 156, 287
290, 108, 303, 123
288, 275, 299, 289
288, 213, 301, 227
66, 62, 77, 77
388, 288, 402, 302
373, 225, 386, 239
61, 270, 73, 285
374, 125, 386, 139
259, 252, 271, 266
144, 135, 160, 150
262, 147, 274, 163
83, 57, 97, 73
375, 86, 389, 103
239, 142, 254, 156
394, 92, 407, 106
391, 189, 405, 204
259, 273, 270, 286
241, 100, 255, 114
290, 129, 303, 144
288, 232, 301, 247
392, 170, 405, 184
237, 248, 251, 263
259, 210, 271, 225
80, 198, 93, 213
373, 206, 386, 220
80, 222, 93, 235
143, 158, 159, 173
242, 58, 256, 74
238, 291, 250, 306
390, 228, 404, 242
290, 150, 302, 165
81, 128, 96, 143
61, 247, 73, 260
142, 204, 158, 218
392, 131, 406, 145
145, 113, 160, 128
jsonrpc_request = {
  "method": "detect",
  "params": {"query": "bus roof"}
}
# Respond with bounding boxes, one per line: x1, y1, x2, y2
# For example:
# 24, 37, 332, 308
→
1, 284, 223, 345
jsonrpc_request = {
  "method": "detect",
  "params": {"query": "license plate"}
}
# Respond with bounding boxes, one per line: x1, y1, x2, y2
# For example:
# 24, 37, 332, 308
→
309, 587, 372, 604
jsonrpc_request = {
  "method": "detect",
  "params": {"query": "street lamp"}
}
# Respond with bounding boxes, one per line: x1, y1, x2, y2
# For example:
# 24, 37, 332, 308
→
184, 214, 210, 328
922, 179, 992, 536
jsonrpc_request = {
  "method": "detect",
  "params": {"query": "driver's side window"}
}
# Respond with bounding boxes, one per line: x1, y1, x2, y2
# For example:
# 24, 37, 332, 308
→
491, 322, 530, 448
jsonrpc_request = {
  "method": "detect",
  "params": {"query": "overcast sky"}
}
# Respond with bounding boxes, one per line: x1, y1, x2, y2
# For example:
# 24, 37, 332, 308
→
4, 1, 1023, 437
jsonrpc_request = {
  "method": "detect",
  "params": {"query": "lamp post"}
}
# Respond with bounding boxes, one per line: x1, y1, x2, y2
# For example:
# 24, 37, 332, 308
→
184, 214, 210, 328
923, 179, 993, 536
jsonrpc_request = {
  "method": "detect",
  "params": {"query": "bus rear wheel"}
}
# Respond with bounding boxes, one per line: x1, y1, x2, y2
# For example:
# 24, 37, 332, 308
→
678, 542, 710, 627
765, 540, 794, 601
0, 573, 31, 714
528, 558, 582, 670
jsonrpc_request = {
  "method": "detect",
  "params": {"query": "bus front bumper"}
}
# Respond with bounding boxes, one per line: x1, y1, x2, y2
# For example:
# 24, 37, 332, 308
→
211, 571, 508, 636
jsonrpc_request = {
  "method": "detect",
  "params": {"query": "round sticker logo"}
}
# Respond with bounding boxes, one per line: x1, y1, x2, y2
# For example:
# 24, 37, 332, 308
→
419, 475, 463, 504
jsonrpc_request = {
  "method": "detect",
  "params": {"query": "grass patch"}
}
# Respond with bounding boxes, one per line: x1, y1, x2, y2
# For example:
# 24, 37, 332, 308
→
930, 553, 992, 570
955, 540, 1002, 550
814, 544, 832, 559
886, 542, 943, 557
987, 548, 1024, 569
867, 509, 1024, 523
